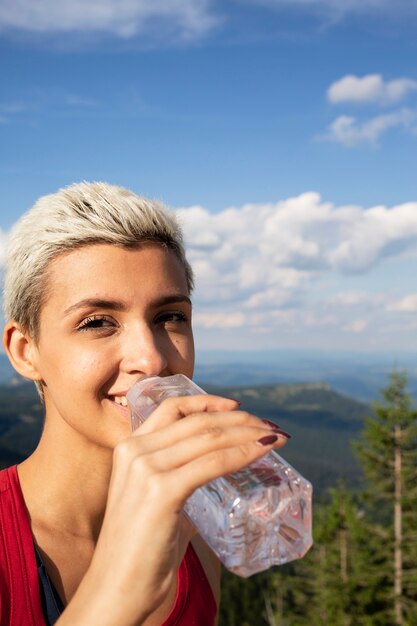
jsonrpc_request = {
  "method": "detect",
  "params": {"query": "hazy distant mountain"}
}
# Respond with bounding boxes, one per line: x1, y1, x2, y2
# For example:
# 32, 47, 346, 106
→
194, 348, 417, 402
0, 350, 415, 400
0, 353, 19, 383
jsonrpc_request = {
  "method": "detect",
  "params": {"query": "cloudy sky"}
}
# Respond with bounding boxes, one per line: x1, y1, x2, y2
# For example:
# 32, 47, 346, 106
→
1, 0, 417, 354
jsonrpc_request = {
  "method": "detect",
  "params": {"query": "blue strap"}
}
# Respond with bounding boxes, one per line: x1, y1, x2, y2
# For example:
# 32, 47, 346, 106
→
34, 544, 65, 625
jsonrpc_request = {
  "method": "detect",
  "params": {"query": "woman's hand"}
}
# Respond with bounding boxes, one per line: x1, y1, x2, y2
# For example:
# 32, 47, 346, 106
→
56, 395, 288, 626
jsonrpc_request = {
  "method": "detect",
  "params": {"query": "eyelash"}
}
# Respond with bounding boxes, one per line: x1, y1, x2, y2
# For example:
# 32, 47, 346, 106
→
77, 315, 115, 332
76, 311, 189, 333
156, 310, 189, 324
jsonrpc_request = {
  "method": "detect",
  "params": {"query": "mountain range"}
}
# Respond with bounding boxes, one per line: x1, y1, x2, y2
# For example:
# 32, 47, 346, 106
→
0, 376, 372, 495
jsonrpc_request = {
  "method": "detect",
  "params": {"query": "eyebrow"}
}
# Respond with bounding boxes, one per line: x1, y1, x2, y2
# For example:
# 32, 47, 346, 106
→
63, 295, 192, 317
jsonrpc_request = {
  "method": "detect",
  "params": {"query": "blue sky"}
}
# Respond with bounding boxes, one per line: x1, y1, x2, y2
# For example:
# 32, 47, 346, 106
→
1, 0, 417, 355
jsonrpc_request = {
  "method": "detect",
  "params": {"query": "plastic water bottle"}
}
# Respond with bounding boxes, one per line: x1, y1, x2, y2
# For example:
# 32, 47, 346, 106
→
127, 374, 313, 577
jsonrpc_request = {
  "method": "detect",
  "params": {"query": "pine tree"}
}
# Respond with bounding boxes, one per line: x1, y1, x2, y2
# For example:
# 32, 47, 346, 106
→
355, 371, 417, 625
219, 567, 273, 626
265, 485, 375, 626
219, 372, 417, 625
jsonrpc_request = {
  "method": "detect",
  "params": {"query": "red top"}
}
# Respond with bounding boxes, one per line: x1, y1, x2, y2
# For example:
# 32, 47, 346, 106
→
0, 465, 217, 626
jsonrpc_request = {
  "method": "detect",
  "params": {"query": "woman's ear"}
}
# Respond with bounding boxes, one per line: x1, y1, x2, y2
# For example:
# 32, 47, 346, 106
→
3, 321, 43, 381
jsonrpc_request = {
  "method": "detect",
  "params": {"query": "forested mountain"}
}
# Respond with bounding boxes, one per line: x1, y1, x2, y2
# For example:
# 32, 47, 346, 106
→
204, 382, 369, 492
0, 380, 43, 468
0, 379, 370, 493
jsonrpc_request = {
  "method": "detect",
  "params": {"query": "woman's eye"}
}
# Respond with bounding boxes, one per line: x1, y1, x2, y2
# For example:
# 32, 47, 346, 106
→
77, 315, 116, 332
156, 311, 188, 325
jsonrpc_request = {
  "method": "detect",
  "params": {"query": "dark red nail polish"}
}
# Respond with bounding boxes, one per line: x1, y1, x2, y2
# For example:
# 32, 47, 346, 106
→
261, 419, 281, 431
227, 398, 241, 406
257, 434, 278, 446
276, 429, 292, 440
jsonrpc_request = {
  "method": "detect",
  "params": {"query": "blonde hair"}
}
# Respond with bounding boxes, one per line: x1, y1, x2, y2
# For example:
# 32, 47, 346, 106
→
4, 181, 194, 341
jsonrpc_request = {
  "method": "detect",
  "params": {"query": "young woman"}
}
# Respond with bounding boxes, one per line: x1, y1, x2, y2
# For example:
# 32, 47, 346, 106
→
0, 182, 289, 626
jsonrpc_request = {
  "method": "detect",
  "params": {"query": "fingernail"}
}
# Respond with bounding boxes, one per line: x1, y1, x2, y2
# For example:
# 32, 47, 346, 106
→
226, 398, 241, 406
262, 419, 281, 431
276, 429, 292, 440
257, 434, 278, 446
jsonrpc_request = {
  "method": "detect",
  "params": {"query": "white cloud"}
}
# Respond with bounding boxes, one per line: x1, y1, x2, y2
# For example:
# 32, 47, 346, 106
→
0, 0, 215, 40
342, 319, 367, 333
386, 294, 417, 312
245, 0, 417, 21
64, 95, 98, 108
257, 0, 406, 6
0, 103, 27, 115
177, 194, 416, 348
3, 193, 417, 348
322, 75, 417, 148
0, 102, 28, 124
327, 74, 417, 106
177, 194, 417, 339
0, 92, 101, 125
327, 292, 368, 306
325, 291, 386, 316
193, 311, 246, 328
324, 109, 416, 147
1, 0, 413, 44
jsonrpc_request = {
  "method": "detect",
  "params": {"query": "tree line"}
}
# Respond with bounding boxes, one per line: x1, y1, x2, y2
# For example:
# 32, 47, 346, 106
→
220, 371, 417, 626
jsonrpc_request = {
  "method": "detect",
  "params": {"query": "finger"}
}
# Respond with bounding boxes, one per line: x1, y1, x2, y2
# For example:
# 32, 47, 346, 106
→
130, 408, 285, 452
137, 421, 288, 473
160, 436, 283, 507
112, 411, 289, 494
131, 394, 240, 435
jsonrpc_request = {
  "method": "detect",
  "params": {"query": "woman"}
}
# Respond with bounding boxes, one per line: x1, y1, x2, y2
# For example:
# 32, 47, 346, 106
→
0, 182, 289, 626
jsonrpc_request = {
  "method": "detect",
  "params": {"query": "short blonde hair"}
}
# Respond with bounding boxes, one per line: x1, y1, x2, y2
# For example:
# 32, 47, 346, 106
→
4, 181, 194, 340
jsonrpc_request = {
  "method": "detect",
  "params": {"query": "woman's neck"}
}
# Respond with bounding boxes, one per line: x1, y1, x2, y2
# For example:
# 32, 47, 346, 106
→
17, 416, 114, 542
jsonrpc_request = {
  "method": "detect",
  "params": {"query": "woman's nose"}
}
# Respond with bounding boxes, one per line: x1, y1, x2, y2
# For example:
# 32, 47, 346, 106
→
120, 326, 168, 377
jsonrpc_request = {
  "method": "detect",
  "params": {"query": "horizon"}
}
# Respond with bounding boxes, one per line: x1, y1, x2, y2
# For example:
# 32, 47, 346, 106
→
1, 347, 416, 402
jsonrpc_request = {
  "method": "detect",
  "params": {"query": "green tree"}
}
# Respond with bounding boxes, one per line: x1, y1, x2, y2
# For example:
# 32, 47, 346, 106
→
219, 372, 417, 625
265, 485, 377, 626
219, 568, 274, 626
355, 371, 417, 625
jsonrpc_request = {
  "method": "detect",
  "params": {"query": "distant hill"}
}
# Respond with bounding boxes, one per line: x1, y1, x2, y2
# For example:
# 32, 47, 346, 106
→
0, 379, 371, 494
194, 349, 417, 402
200, 381, 371, 493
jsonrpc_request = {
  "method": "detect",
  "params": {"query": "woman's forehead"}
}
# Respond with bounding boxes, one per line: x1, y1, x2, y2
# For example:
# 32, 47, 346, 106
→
42, 243, 189, 310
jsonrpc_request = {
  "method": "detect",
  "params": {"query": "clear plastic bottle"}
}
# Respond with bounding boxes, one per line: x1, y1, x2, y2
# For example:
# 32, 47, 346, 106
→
127, 374, 313, 577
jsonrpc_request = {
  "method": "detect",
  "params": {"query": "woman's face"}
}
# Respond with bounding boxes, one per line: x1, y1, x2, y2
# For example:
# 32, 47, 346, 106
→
29, 243, 194, 449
